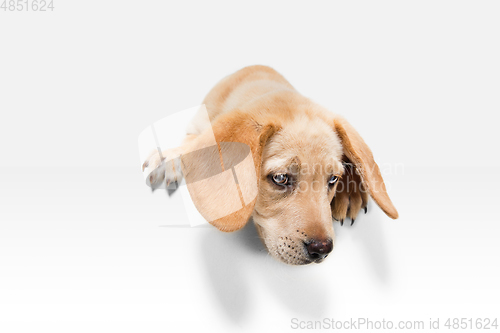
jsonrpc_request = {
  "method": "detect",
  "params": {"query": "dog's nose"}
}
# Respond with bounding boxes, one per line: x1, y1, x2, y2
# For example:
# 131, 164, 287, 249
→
305, 239, 333, 260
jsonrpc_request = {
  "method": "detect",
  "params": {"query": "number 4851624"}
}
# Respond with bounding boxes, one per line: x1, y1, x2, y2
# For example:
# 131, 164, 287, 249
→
1, 0, 54, 11
444, 318, 498, 330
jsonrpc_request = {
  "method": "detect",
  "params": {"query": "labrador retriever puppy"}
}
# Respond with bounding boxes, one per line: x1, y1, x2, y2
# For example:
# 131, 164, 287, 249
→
143, 65, 398, 265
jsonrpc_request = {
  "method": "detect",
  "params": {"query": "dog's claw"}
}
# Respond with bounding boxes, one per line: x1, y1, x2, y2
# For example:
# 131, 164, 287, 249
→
351, 218, 355, 226
340, 219, 344, 226
364, 206, 367, 214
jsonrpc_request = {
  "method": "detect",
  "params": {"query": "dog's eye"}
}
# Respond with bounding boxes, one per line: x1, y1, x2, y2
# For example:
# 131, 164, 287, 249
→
272, 173, 289, 185
328, 175, 339, 185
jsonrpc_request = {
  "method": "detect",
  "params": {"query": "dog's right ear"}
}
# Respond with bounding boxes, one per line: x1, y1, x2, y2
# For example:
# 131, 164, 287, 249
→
181, 111, 278, 232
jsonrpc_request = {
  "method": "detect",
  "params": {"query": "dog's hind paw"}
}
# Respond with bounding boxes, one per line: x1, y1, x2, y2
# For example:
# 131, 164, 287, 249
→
142, 148, 183, 191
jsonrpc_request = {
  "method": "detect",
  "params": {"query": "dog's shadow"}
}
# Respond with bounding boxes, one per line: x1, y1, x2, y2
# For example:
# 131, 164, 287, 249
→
199, 220, 330, 324
199, 210, 391, 324
336, 208, 392, 284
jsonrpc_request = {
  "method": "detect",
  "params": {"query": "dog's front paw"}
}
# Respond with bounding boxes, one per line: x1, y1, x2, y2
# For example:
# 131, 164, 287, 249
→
331, 164, 368, 226
142, 148, 183, 190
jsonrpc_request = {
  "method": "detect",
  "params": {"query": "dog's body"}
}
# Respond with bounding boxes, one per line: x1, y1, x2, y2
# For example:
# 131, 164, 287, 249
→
143, 65, 398, 265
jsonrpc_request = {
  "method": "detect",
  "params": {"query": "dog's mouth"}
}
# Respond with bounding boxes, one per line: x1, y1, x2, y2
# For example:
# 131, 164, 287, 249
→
311, 256, 327, 264
275, 253, 328, 265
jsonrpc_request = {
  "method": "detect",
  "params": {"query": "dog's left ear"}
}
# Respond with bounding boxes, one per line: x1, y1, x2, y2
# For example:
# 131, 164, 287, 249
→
332, 116, 399, 220
181, 111, 278, 232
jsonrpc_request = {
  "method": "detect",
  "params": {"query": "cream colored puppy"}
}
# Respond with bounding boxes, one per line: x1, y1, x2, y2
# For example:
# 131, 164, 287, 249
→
143, 65, 398, 265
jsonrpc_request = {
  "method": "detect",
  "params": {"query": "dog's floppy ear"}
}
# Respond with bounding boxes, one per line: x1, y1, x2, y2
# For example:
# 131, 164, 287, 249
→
181, 111, 278, 232
332, 116, 398, 220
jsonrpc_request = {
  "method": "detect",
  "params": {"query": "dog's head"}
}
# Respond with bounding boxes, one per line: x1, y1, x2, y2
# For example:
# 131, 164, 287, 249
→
183, 103, 398, 265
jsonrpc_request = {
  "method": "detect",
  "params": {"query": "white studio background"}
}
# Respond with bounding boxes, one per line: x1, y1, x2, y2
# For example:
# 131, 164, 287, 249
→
1, 1, 499, 332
